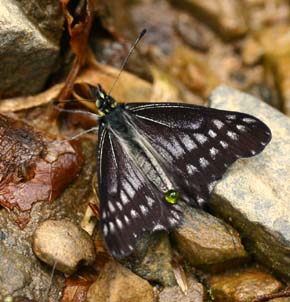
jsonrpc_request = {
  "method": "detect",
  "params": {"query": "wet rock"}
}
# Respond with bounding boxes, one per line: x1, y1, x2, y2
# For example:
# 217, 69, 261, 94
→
33, 219, 96, 275
209, 267, 283, 302
0, 140, 96, 302
172, 205, 248, 271
86, 261, 155, 302
171, 0, 248, 40
123, 232, 176, 286
159, 275, 206, 302
0, 0, 63, 97
209, 85, 290, 281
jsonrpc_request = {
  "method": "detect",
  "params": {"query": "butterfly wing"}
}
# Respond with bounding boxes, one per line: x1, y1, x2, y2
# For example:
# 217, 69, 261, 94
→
97, 127, 182, 258
125, 102, 271, 207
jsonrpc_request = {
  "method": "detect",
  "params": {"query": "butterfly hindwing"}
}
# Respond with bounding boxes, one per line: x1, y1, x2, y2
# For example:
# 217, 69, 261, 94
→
125, 103, 271, 206
97, 127, 182, 258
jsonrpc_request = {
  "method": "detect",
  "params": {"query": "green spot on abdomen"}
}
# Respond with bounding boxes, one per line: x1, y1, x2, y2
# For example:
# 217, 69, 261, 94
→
165, 189, 180, 204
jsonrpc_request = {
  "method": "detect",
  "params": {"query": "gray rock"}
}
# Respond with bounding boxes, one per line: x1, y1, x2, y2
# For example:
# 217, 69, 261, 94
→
33, 219, 96, 275
0, 243, 31, 296
208, 85, 290, 281
123, 232, 176, 286
0, 0, 63, 97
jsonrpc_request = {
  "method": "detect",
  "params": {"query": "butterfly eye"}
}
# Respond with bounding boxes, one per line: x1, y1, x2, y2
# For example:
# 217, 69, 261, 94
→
165, 189, 180, 204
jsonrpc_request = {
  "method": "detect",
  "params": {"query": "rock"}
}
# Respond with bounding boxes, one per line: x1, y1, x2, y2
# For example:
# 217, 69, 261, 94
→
209, 267, 283, 302
269, 54, 290, 116
123, 232, 176, 286
0, 140, 96, 302
175, 13, 210, 52
172, 205, 248, 271
0, 0, 63, 97
0, 242, 31, 296
242, 37, 263, 66
159, 275, 206, 302
33, 219, 96, 275
171, 0, 248, 40
209, 85, 290, 281
86, 261, 155, 302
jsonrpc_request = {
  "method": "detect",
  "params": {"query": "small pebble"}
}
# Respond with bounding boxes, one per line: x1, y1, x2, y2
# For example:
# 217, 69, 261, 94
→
32, 219, 96, 275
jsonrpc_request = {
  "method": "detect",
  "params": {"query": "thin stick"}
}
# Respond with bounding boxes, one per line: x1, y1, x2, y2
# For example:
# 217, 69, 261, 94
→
45, 260, 58, 300
107, 29, 147, 96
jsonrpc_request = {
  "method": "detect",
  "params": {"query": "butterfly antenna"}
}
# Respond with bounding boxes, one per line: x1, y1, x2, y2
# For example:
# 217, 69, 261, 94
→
107, 29, 147, 96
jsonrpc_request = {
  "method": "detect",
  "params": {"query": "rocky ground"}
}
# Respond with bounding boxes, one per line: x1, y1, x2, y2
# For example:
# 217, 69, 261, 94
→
0, 1, 289, 302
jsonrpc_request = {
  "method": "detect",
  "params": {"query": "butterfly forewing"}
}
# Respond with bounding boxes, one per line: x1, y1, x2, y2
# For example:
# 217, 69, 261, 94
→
97, 127, 182, 258
126, 103, 271, 206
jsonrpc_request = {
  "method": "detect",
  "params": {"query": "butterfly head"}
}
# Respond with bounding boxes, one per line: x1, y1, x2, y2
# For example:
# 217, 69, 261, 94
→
95, 84, 117, 116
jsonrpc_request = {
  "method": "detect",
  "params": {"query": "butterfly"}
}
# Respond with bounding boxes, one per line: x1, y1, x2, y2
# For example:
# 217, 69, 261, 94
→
82, 84, 272, 259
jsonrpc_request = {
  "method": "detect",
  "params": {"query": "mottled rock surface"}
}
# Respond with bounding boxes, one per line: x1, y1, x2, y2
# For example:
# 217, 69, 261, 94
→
159, 275, 206, 302
210, 267, 283, 302
33, 219, 96, 275
172, 205, 248, 271
124, 232, 176, 286
0, 0, 63, 97
209, 85, 290, 281
171, 0, 248, 39
86, 261, 155, 302
0, 141, 96, 302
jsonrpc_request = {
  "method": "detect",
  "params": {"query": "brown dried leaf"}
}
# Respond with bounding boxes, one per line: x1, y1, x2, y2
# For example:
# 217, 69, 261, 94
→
0, 114, 83, 215
59, 0, 95, 100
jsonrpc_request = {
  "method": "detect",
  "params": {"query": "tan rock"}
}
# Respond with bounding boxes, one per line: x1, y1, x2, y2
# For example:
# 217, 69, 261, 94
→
86, 261, 155, 302
210, 267, 283, 302
172, 206, 248, 271
33, 219, 96, 275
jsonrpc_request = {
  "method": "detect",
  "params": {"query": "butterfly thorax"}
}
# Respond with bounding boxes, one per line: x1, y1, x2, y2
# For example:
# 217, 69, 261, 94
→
103, 106, 176, 194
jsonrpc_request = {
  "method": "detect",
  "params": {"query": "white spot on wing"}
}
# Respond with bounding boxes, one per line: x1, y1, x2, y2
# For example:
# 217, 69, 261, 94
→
153, 224, 166, 231
170, 137, 185, 157
197, 197, 205, 206
208, 129, 217, 138
102, 211, 107, 219
187, 164, 198, 175
116, 202, 123, 211
124, 215, 130, 224
116, 218, 123, 229
194, 133, 208, 144
169, 217, 178, 226
199, 157, 209, 168
131, 209, 139, 218
180, 134, 197, 151
140, 205, 149, 216
120, 190, 130, 205
103, 224, 108, 236
220, 141, 228, 149
123, 180, 135, 198
243, 117, 256, 124
109, 222, 115, 233
213, 119, 224, 129
171, 210, 180, 220
209, 147, 219, 159
227, 114, 236, 120
236, 124, 246, 132
227, 131, 238, 140
108, 201, 115, 213
146, 196, 155, 207
251, 150, 256, 155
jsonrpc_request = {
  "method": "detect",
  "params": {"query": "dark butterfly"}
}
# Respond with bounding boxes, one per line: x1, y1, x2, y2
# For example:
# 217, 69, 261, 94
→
87, 84, 272, 259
